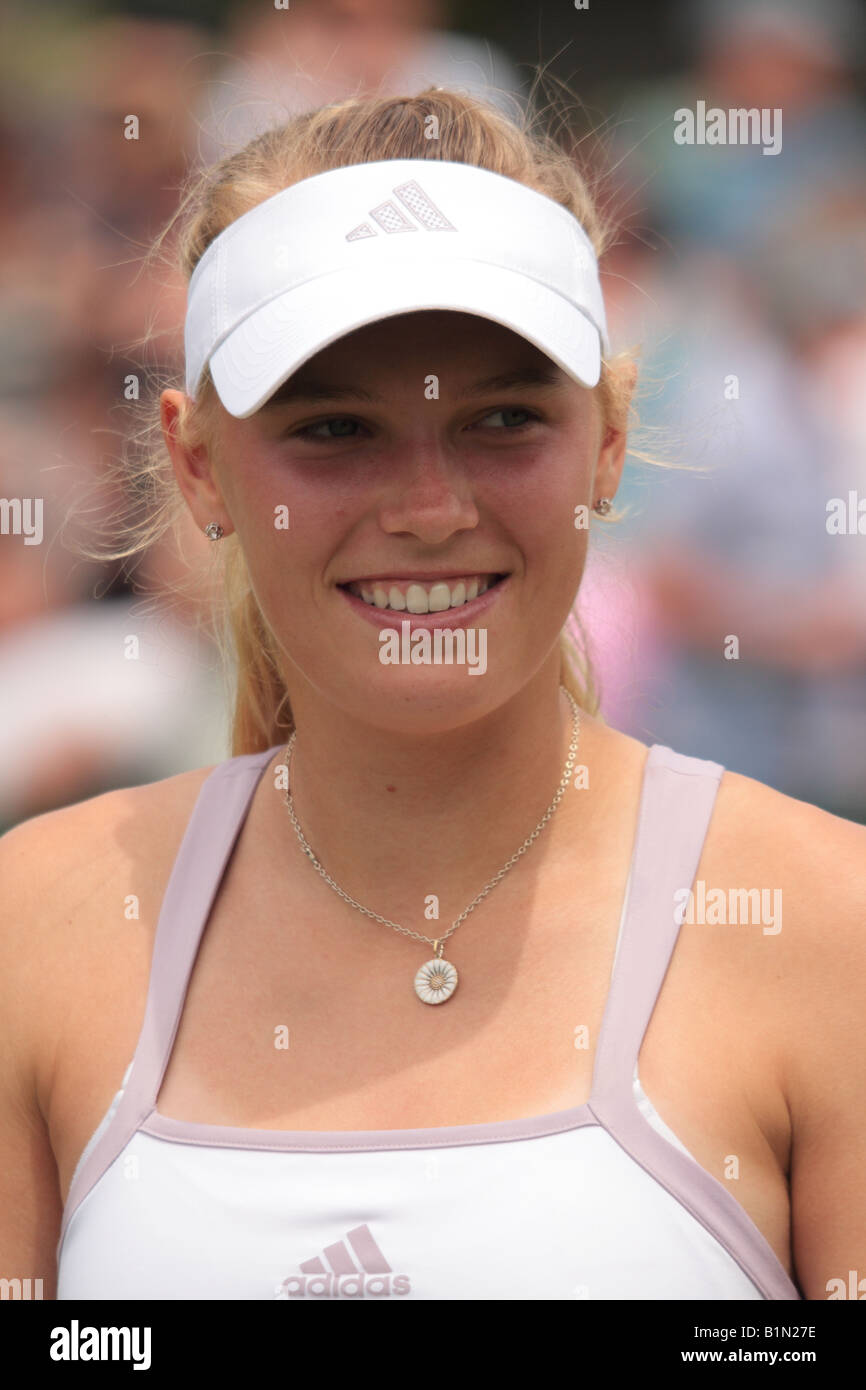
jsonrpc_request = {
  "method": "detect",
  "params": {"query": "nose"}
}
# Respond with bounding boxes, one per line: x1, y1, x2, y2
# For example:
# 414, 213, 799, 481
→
377, 438, 480, 544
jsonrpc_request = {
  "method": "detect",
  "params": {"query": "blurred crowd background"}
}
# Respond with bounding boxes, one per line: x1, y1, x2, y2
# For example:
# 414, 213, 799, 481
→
1, 0, 864, 831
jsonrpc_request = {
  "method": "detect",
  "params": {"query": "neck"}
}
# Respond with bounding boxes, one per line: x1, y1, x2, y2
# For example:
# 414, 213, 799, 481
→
269, 667, 604, 927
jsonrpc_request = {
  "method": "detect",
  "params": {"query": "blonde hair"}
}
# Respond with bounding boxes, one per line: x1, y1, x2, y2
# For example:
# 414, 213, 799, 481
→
92, 85, 641, 755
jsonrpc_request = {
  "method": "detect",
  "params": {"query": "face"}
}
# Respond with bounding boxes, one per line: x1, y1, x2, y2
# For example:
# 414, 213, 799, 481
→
163, 310, 627, 734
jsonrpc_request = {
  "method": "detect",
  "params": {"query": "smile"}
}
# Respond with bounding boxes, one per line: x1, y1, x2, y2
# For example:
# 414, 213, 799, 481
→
341, 573, 504, 614
337, 573, 509, 628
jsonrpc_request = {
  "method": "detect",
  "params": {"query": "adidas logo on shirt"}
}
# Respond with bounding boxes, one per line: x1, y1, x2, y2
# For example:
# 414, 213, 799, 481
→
275, 1224, 411, 1298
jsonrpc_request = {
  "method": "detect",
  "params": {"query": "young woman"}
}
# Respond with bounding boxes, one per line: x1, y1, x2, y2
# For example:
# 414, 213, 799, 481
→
1, 89, 863, 1302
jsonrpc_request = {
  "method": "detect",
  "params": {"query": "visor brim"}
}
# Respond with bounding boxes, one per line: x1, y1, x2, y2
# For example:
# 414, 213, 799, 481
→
207, 259, 604, 418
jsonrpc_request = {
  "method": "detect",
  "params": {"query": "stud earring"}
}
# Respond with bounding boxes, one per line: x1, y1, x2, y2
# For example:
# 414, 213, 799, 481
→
204, 522, 224, 540
592, 498, 612, 516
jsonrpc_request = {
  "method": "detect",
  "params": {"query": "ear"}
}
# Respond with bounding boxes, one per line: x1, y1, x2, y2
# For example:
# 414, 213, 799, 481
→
593, 359, 637, 505
160, 390, 234, 537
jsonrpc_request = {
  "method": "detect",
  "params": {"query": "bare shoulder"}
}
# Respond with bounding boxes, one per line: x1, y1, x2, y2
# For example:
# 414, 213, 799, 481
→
0, 760, 219, 891
0, 761, 219, 1108
710, 766, 866, 930
603, 721, 865, 963
705, 766, 866, 991
710, 767, 866, 1122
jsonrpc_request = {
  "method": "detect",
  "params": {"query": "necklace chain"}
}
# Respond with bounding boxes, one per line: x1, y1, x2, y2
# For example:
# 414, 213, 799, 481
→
281, 687, 581, 954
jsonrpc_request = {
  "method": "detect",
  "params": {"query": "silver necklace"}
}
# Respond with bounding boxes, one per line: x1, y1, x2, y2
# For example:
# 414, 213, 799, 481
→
282, 687, 580, 1004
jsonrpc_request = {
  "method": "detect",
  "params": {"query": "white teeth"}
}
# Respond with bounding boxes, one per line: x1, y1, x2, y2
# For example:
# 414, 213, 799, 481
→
351, 575, 498, 612
428, 583, 452, 613
406, 583, 429, 614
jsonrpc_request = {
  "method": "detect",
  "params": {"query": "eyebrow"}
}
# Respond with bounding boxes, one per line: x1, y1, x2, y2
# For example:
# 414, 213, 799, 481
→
260, 364, 568, 409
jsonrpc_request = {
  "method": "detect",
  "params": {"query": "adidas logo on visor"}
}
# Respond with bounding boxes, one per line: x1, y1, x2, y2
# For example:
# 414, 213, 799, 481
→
345, 179, 457, 239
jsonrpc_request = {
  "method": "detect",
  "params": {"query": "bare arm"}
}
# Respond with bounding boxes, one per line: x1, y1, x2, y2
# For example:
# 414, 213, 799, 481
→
0, 818, 66, 1300
779, 806, 866, 1298
0, 766, 211, 1301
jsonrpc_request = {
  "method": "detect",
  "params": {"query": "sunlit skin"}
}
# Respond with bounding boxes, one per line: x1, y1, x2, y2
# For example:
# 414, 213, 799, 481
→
161, 310, 632, 916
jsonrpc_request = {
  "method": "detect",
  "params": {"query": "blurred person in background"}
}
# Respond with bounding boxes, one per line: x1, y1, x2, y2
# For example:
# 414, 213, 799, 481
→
195, 0, 525, 161
588, 0, 866, 820
0, 395, 228, 834
619, 0, 866, 255
0, 11, 229, 828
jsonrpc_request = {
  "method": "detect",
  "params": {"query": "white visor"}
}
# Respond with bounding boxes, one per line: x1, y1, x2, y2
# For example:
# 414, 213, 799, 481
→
184, 158, 610, 418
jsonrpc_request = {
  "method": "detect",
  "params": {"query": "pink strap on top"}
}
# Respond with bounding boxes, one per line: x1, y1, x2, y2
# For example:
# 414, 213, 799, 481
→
592, 742, 725, 1100
119, 747, 278, 1128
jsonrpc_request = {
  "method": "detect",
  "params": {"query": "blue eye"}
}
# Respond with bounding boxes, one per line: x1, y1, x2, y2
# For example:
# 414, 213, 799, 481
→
294, 417, 361, 440
477, 407, 540, 430
291, 406, 541, 442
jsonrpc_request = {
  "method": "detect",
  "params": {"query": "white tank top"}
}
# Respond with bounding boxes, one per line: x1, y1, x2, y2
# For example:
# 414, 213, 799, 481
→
56, 742, 802, 1300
